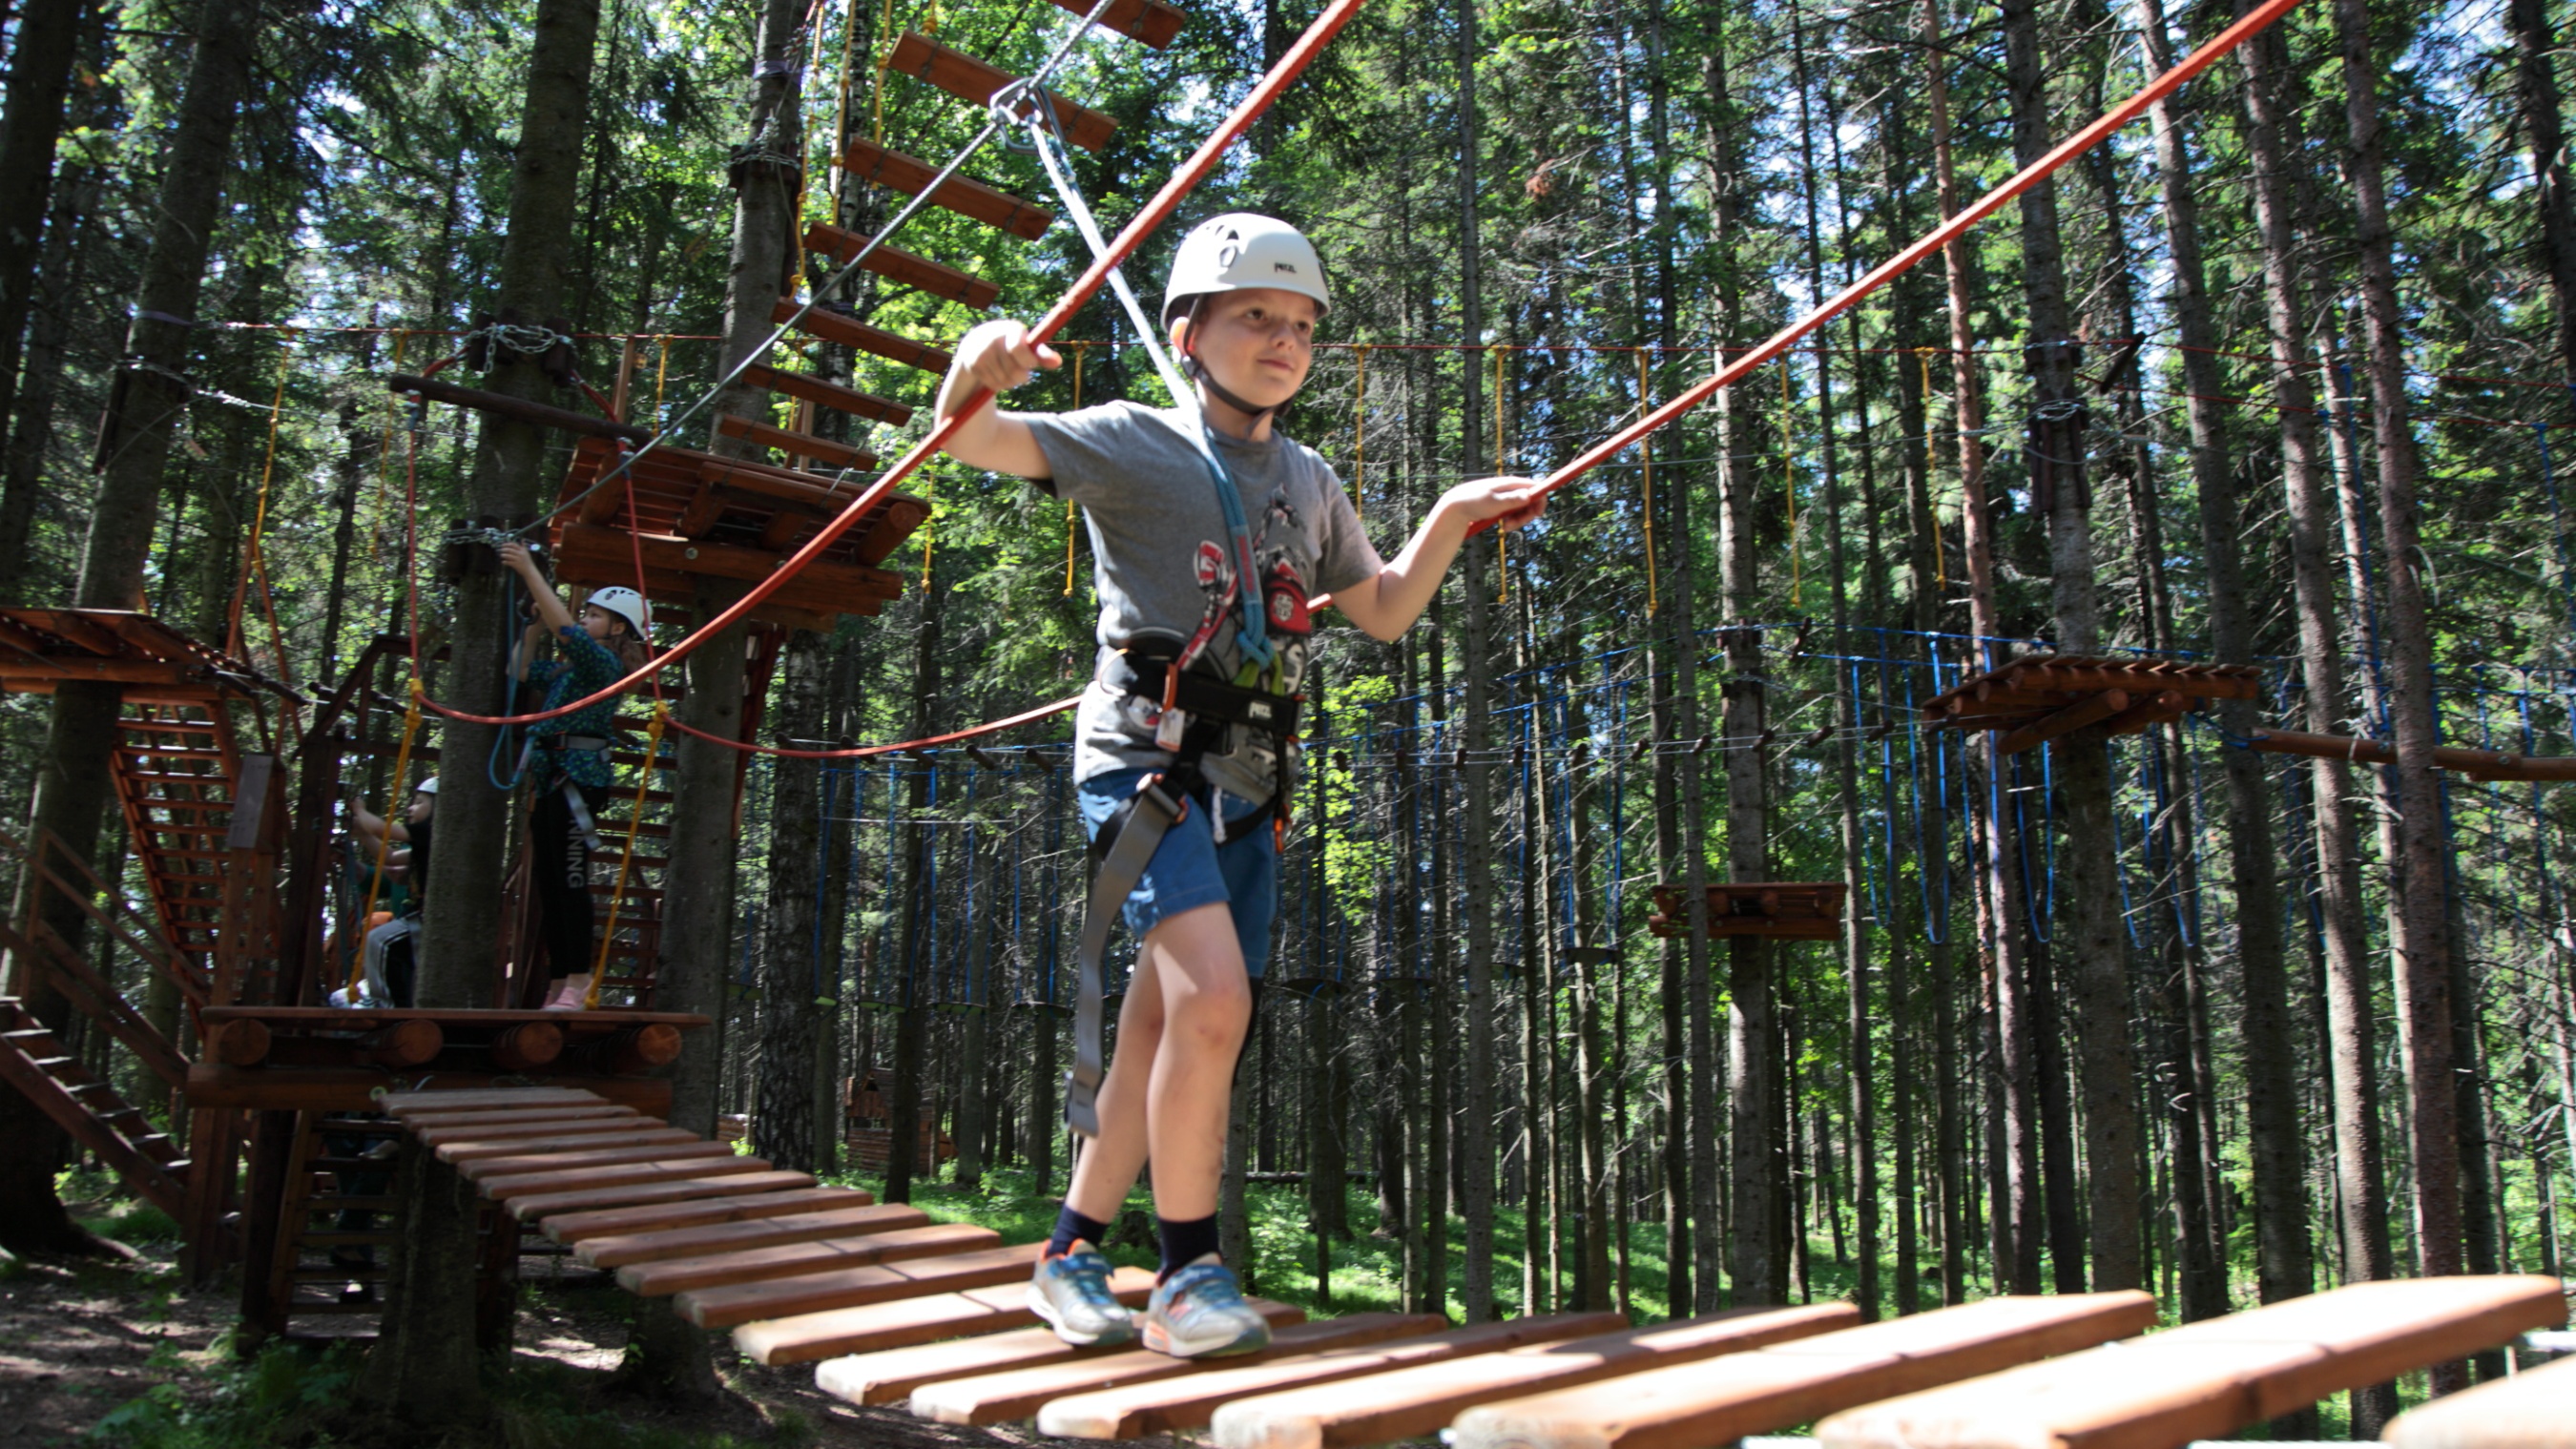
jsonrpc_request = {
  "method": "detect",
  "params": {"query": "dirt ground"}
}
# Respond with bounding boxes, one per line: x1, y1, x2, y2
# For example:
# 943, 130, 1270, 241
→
1, 1214, 1045, 1449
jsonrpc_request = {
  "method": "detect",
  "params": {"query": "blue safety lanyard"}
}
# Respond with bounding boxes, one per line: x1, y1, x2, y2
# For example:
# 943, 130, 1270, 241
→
1187, 415, 1272, 673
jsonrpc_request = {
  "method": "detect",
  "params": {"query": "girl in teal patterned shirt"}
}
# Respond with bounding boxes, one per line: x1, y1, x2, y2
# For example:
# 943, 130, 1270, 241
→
498, 542, 650, 1009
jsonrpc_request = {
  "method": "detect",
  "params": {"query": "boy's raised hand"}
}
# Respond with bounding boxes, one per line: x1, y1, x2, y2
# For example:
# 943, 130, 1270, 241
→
1445, 476, 1548, 535
956, 319, 1063, 395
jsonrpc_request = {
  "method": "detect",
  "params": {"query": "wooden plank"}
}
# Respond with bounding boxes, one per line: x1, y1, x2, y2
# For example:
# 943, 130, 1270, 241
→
1444, 1293, 2154, 1449
575, 1203, 927, 1267
2384, 1351, 2576, 1449
187, 1064, 672, 1116
1212, 1302, 1859, 1449
909, 1301, 1325, 1425
480, 1151, 775, 1202
836, 140, 1052, 240
735, 1269, 1157, 1366
713, 413, 879, 470
620, 1223, 1000, 1295
500, 1168, 818, 1222
1813, 1278, 2568, 1449
883, 31, 1116, 152
772, 298, 953, 373
556, 524, 902, 603
458, 1138, 735, 1181
677, 1241, 1045, 1328
740, 363, 914, 425
541, 1184, 871, 1243
380, 1087, 613, 1117
434, 1127, 698, 1163
1034, 1312, 1631, 1441
803, 223, 999, 310
409, 1105, 644, 1138
1041, 0, 1185, 48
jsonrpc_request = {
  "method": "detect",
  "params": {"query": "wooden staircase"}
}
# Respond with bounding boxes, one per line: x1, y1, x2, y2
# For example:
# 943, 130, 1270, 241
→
110, 700, 243, 980
0, 996, 188, 1216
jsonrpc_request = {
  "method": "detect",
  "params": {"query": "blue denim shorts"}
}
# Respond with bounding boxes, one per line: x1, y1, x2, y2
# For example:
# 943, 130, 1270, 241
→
1076, 766, 1278, 979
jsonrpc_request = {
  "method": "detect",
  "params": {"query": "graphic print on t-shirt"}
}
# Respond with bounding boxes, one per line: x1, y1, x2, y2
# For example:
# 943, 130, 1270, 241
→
1172, 490, 1314, 700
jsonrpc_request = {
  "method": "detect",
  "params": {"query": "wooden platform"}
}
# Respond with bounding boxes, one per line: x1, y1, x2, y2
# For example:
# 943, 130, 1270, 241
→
367, 1087, 2568, 1447
1922, 653, 2260, 753
549, 437, 927, 632
0, 607, 282, 698
1647, 881, 1846, 941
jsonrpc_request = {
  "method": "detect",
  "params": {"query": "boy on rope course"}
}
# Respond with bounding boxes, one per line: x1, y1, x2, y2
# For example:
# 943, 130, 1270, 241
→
935, 214, 1543, 1358
494, 541, 652, 1011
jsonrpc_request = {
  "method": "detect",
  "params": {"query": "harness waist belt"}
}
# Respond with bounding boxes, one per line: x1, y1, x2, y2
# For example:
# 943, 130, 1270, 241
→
537, 734, 614, 752
1100, 652, 1300, 735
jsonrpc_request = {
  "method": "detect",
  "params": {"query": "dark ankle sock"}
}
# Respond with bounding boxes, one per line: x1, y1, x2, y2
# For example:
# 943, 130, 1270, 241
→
1048, 1205, 1111, 1258
1156, 1213, 1220, 1280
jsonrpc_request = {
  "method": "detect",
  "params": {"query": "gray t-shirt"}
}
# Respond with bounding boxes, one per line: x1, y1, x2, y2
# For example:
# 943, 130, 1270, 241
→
1023, 401, 1382, 788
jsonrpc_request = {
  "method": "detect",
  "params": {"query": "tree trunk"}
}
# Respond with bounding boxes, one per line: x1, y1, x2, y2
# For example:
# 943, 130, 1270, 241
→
350, 1143, 488, 1431
421, 0, 604, 1003
753, 628, 829, 1171
1999, 0, 2142, 1293
0, 0, 86, 544
2332, 0, 2467, 1341
0, 0, 263, 1261
2139, 0, 2313, 1336
2510, 0, 2576, 388
885, 581, 941, 1203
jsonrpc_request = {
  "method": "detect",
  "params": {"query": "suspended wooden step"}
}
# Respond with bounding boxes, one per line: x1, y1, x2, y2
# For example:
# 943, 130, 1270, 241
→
389, 373, 651, 445
884, 31, 1118, 153
551, 436, 928, 632
714, 412, 880, 470
838, 139, 1053, 240
740, 362, 913, 425
2384, 1349, 2576, 1449
1922, 652, 2260, 753
1042, 0, 1187, 49
773, 298, 953, 374
2247, 727, 2576, 784
1647, 881, 1846, 941
805, 223, 1001, 311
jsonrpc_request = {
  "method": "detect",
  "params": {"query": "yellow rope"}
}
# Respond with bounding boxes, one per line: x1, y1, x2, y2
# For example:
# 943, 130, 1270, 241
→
589, 704, 671, 1005
1065, 343, 1085, 595
1920, 346, 1946, 591
1493, 344, 1506, 604
1783, 360, 1801, 609
832, 0, 864, 202
1638, 349, 1658, 617
870, 0, 895, 145
229, 339, 295, 659
349, 683, 426, 997
1352, 343, 1367, 523
654, 334, 673, 433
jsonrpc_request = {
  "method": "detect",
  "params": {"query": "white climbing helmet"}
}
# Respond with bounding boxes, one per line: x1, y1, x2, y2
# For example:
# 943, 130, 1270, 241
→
1162, 214, 1330, 326
414, 776, 439, 796
586, 586, 651, 638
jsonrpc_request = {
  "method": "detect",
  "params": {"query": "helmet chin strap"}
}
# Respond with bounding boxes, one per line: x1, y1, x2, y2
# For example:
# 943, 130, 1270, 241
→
1181, 296, 1278, 426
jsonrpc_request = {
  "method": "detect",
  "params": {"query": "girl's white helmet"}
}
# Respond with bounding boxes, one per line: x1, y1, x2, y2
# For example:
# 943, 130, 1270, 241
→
586, 586, 651, 637
1162, 214, 1330, 326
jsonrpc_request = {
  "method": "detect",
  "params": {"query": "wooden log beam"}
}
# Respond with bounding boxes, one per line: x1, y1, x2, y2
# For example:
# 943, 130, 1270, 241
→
1039, 0, 1185, 47
677, 1243, 1043, 1329
2384, 1350, 2576, 1449
2099, 689, 2190, 737
834, 140, 1052, 240
389, 374, 652, 445
1212, 1302, 1859, 1449
739, 362, 914, 425
1035, 1312, 1631, 1441
1813, 1277, 2566, 1449
500, 1168, 819, 1222
621, 1223, 1001, 1296
772, 297, 954, 373
736, 1270, 1158, 1366
803, 223, 1000, 310
575, 1203, 927, 1268
883, 31, 1116, 153
539, 1185, 874, 1244
481, 1152, 779, 1203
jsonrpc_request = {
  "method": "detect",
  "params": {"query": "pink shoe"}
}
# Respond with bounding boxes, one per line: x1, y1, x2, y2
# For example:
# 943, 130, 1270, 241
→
541, 974, 592, 1010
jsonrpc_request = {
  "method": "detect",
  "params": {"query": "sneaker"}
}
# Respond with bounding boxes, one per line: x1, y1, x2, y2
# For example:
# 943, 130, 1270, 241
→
1028, 1242, 1137, 1347
1142, 1254, 1270, 1359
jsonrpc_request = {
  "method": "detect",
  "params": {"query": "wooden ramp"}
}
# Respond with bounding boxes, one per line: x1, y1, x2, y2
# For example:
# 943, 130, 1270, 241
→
384, 1089, 2566, 1446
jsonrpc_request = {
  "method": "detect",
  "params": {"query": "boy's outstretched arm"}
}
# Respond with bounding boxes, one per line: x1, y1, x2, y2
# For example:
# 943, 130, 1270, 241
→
935, 319, 1062, 480
1333, 478, 1547, 642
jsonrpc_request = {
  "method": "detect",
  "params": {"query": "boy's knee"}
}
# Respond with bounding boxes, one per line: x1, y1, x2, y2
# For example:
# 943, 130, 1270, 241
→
1172, 972, 1251, 1048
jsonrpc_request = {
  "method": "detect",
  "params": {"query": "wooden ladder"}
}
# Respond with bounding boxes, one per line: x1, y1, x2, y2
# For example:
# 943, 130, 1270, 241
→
110, 700, 241, 978
0, 996, 188, 1217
